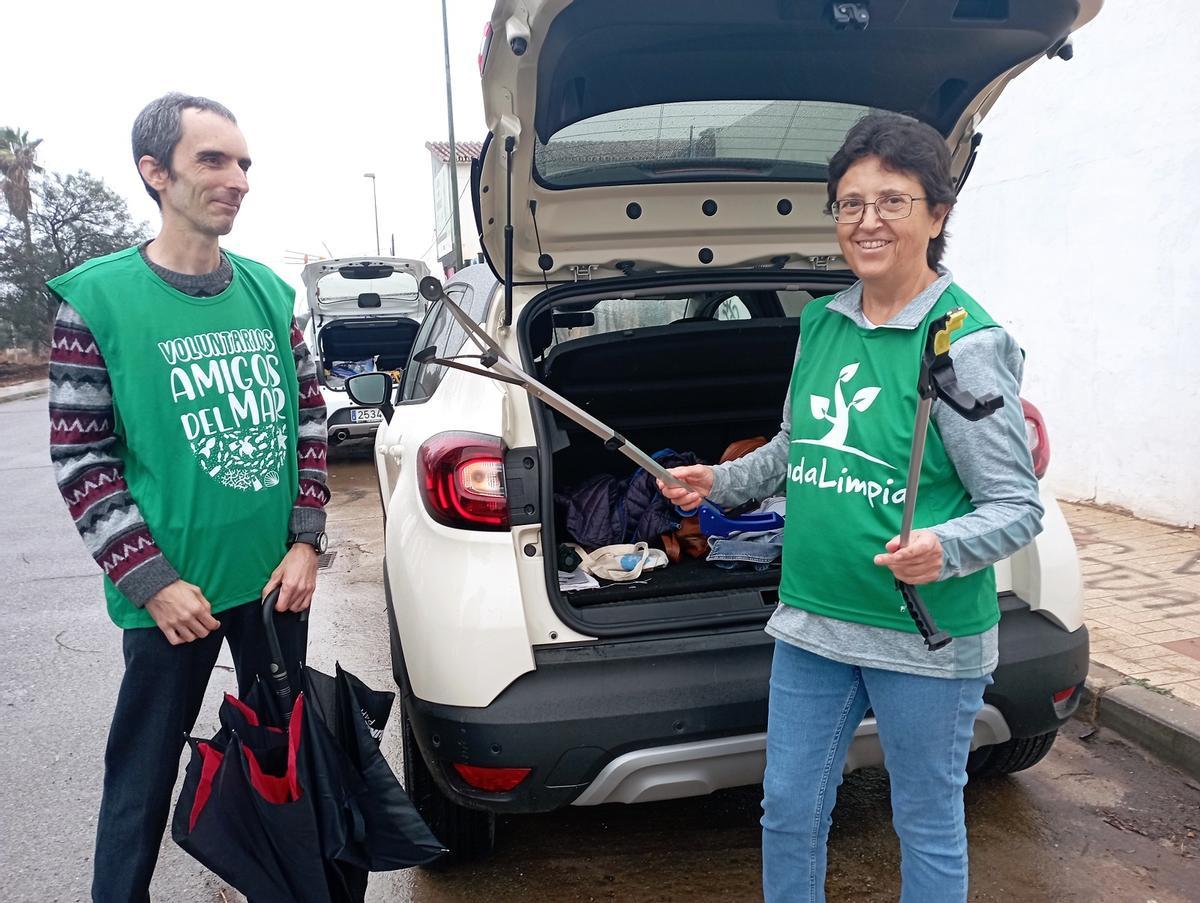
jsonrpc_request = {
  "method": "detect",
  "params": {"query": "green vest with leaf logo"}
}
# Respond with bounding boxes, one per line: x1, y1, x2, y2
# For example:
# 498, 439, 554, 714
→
48, 246, 299, 628
779, 284, 1000, 637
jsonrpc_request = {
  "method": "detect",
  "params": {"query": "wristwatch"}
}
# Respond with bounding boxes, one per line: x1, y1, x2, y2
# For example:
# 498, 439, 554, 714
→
288, 531, 328, 553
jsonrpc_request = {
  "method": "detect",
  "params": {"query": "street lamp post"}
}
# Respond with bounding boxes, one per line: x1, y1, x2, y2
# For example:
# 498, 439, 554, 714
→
440, 0, 464, 272
363, 172, 381, 256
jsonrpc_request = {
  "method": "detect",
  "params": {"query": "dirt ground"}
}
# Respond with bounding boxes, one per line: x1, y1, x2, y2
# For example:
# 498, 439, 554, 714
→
0, 361, 48, 387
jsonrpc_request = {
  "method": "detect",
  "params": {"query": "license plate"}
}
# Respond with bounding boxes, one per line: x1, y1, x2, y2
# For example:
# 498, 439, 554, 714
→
350, 408, 382, 424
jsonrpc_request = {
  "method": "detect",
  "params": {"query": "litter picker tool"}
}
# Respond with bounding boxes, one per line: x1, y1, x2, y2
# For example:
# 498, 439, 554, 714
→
898, 308, 1004, 650
412, 277, 782, 536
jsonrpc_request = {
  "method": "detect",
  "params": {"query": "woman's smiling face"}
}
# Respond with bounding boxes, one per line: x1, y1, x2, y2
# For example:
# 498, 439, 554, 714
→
833, 155, 948, 284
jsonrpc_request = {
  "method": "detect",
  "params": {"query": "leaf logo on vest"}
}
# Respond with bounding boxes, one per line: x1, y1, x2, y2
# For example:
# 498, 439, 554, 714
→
158, 329, 287, 492
790, 362, 906, 510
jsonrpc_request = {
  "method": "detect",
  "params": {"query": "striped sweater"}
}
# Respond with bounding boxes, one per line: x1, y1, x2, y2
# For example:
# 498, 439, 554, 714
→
49, 301, 330, 607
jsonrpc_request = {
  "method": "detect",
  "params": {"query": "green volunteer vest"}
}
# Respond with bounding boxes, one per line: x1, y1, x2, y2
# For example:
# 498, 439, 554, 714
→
49, 246, 299, 628
778, 283, 1000, 636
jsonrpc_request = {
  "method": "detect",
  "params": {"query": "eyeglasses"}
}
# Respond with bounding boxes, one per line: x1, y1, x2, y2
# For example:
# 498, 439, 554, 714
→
830, 193, 926, 224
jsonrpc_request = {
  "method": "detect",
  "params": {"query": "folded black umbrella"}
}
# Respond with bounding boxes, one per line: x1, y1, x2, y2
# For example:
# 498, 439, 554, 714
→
173, 689, 334, 902
172, 595, 446, 902
299, 663, 447, 872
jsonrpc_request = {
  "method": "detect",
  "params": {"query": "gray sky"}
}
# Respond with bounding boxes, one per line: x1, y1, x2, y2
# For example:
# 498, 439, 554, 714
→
5, 0, 496, 290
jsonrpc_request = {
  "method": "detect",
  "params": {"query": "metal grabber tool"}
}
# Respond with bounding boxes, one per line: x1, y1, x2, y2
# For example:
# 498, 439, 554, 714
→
411, 277, 783, 534
899, 308, 1004, 650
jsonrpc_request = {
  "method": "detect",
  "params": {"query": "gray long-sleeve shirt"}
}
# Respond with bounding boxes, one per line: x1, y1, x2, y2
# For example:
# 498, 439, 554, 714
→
710, 270, 1044, 679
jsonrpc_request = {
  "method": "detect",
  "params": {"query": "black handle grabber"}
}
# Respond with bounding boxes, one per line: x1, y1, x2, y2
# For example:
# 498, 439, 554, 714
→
898, 308, 1004, 651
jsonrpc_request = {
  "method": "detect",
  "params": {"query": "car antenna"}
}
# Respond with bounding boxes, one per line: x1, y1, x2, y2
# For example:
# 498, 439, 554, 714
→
529, 200, 551, 292
503, 135, 516, 326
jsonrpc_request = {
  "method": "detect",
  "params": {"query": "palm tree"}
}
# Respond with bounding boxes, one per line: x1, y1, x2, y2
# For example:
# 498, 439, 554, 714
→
0, 127, 44, 248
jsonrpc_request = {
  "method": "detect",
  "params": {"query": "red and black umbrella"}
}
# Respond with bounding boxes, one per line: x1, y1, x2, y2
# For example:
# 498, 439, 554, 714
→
172, 594, 446, 901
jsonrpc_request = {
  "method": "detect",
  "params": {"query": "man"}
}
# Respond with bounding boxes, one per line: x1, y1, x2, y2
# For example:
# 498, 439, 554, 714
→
46, 93, 329, 901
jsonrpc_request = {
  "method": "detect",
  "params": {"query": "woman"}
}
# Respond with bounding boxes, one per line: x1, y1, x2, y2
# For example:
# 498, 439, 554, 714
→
659, 112, 1044, 902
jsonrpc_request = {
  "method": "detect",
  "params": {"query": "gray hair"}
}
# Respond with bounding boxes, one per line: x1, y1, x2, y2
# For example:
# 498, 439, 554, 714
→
131, 93, 237, 206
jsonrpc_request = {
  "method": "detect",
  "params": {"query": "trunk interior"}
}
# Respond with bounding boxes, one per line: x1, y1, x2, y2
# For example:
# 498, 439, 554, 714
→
316, 317, 420, 389
527, 277, 852, 625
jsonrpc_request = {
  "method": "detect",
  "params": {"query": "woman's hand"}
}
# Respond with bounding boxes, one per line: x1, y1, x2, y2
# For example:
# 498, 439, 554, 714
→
656, 465, 714, 512
874, 529, 943, 585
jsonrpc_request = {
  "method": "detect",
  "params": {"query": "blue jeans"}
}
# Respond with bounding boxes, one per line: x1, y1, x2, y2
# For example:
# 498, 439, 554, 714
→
761, 640, 990, 903
707, 530, 785, 571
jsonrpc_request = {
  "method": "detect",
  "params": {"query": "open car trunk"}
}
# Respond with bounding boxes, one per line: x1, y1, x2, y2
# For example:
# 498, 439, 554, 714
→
478, 0, 1101, 282
316, 318, 421, 390
525, 275, 854, 627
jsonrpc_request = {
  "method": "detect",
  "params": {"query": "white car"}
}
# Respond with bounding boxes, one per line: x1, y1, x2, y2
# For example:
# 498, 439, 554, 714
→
350, 0, 1100, 864
300, 256, 430, 447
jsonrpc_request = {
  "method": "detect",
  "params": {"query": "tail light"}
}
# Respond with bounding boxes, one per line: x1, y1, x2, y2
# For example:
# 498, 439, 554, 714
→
1051, 683, 1081, 719
452, 763, 531, 792
1021, 398, 1050, 480
478, 22, 493, 75
418, 431, 508, 530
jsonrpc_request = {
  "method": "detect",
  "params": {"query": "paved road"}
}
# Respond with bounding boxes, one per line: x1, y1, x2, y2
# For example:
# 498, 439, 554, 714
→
2, 395, 1196, 901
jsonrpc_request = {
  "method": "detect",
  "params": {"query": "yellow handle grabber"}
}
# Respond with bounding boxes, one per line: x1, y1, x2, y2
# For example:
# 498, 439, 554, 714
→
899, 307, 1005, 651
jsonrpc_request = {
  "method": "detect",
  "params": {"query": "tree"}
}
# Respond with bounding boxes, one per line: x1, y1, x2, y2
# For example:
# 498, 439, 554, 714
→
0, 170, 150, 350
0, 127, 44, 249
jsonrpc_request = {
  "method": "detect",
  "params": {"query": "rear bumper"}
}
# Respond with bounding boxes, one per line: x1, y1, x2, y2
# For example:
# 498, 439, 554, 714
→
989, 592, 1090, 737
404, 593, 1088, 814
327, 406, 381, 444
571, 703, 1012, 807
405, 628, 774, 814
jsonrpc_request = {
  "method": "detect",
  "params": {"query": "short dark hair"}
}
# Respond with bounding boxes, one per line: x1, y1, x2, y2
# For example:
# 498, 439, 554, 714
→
131, 93, 237, 207
826, 111, 957, 270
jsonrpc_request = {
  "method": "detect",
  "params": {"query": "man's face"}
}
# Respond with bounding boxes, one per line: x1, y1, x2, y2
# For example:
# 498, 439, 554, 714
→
156, 109, 251, 237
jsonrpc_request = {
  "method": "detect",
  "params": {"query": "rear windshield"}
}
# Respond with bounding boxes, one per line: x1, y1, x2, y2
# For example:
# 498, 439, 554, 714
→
316, 271, 419, 304
534, 100, 871, 188
537, 290, 817, 357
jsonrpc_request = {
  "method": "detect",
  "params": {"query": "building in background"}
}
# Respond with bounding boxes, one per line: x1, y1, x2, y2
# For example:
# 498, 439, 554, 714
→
425, 140, 484, 276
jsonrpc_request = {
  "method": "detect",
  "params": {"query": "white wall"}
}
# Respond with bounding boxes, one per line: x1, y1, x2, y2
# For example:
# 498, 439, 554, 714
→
429, 159, 481, 272
455, 161, 482, 264
947, 0, 1200, 527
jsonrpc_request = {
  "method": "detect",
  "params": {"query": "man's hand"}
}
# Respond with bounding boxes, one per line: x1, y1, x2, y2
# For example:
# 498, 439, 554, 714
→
145, 580, 220, 645
262, 543, 319, 613
874, 530, 943, 585
656, 465, 715, 512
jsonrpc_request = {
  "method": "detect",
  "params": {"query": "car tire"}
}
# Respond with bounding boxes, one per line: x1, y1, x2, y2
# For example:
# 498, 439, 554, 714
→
401, 708, 497, 867
967, 729, 1058, 778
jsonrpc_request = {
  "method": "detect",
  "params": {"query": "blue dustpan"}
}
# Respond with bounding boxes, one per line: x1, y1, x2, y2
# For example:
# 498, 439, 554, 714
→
675, 502, 784, 538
